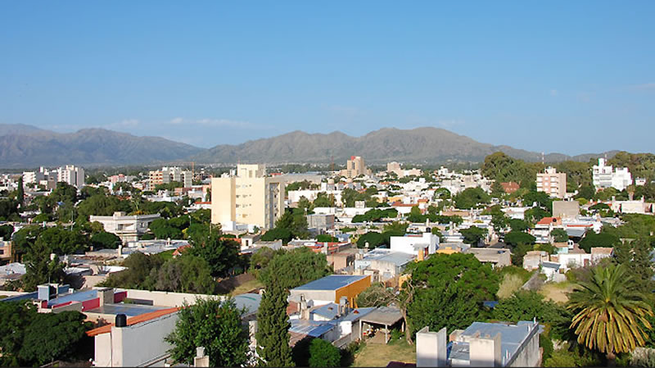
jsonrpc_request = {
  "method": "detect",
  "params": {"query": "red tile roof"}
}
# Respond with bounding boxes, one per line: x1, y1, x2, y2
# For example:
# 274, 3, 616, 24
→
86, 307, 180, 337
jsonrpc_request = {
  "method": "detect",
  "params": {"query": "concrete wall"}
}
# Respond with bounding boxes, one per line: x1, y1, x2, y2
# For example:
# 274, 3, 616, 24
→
507, 325, 541, 367
416, 326, 447, 367
123, 289, 215, 307
112, 312, 179, 367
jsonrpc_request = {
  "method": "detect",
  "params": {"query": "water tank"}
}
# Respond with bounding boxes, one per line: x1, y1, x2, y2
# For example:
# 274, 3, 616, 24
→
115, 314, 127, 328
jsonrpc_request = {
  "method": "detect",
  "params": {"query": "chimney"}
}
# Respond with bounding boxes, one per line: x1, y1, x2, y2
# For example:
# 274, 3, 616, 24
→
194, 347, 209, 367
416, 326, 447, 367
300, 295, 309, 320
339, 296, 349, 316
469, 332, 502, 367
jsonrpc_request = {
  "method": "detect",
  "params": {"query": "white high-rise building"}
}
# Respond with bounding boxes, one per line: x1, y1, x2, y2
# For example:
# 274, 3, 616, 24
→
592, 158, 632, 191
57, 165, 86, 188
211, 164, 285, 230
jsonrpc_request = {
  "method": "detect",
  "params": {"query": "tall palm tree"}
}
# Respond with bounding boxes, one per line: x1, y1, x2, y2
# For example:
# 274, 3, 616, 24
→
568, 263, 653, 364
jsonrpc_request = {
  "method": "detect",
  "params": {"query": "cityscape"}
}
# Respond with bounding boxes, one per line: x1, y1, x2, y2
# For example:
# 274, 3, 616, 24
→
1, 1, 655, 368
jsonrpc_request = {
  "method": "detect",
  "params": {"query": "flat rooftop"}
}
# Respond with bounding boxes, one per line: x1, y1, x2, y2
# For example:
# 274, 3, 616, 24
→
292, 275, 369, 291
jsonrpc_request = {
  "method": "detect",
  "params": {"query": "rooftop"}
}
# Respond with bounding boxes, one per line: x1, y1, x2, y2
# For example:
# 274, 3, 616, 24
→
86, 307, 180, 337
292, 275, 369, 291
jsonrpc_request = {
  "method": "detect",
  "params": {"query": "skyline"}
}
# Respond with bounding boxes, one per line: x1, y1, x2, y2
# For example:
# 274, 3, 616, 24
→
1, 1, 654, 154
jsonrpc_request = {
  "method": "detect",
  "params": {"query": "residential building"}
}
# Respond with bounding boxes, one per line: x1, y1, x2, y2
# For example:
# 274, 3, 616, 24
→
57, 165, 86, 188
307, 213, 336, 233
415, 320, 542, 367
288, 274, 371, 308
148, 166, 192, 190
552, 200, 580, 219
0, 241, 11, 265
536, 167, 566, 198
340, 156, 371, 178
387, 162, 422, 178
90, 211, 161, 243
390, 232, 439, 260
592, 158, 632, 191
211, 164, 285, 230
464, 248, 512, 268
22, 171, 44, 185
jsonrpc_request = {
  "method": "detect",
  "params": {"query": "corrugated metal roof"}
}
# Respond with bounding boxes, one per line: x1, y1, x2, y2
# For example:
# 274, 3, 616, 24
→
293, 275, 368, 291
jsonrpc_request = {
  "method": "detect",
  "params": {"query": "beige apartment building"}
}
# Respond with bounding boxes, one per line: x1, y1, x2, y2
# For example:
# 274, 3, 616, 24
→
211, 164, 285, 230
340, 156, 371, 178
148, 167, 193, 190
536, 167, 567, 198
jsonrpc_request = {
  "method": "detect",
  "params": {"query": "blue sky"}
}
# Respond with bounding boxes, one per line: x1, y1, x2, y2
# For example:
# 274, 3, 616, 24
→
1, 1, 653, 155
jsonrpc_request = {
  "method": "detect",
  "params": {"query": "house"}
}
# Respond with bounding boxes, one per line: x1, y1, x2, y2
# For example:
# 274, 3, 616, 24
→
390, 232, 439, 259
552, 201, 580, 220
416, 320, 542, 367
464, 248, 512, 269
353, 248, 416, 284
0, 240, 11, 265
522, 251, 549, 271
500, 182, 520, 194
90, 211, 161, 243
288, 275, 371, 308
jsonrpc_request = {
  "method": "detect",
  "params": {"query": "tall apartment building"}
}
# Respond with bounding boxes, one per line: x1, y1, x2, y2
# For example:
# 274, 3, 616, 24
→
148, 167, 192, 190
57, 165, 85, 188
592, 158, 632, 191
211, 164, 285, 230
340, 156, 370, 178
536, 167, 567, 198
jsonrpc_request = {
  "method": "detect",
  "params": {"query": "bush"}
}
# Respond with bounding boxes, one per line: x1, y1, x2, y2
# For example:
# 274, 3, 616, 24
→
496, 273, 524, 299
309, 338, 341, 367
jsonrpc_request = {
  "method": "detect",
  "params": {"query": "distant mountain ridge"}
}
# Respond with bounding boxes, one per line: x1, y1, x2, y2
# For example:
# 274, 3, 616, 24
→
0, 124, 620, 168
192, 127, 618, 165
0, 124, 203, 168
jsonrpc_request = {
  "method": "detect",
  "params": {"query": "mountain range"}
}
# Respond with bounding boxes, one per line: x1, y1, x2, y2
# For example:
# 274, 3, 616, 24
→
0, 124, 617, 168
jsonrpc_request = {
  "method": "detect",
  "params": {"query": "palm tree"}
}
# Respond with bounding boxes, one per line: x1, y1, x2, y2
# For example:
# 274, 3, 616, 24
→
568, 263, 653, 365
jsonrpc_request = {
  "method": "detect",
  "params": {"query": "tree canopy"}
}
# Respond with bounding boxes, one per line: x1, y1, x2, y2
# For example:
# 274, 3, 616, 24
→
403, 253, 499, 337
166, 298, 248, 367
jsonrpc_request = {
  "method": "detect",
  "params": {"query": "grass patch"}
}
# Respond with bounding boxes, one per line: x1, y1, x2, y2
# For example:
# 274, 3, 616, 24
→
157, 250, 175, 261
229, 278, 264, 296
352, 339, 416, 367
497, 273, 525, 299
539, 282, 575, 304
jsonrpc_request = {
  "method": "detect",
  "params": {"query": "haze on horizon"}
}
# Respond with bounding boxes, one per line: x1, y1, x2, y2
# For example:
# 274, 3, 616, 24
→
1, 1, 653, 155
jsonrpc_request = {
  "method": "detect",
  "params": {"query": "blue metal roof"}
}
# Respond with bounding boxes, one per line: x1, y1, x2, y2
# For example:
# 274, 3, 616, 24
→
289, 319, 335, 337
311, 303, 340, 320
87, 304, 167, 317
47, 289, 97, 307
293, 275, 368, 291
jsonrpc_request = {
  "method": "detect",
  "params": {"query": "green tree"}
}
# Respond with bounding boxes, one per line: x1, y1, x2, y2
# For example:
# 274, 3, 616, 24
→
407, 206, 425, 223
0, 224, 14, 241
454, 187, 490, 209
308, 338, 341, 367
460, 226, 486, 246
576, 185, 596, 200
166, 298, 248, 367
402, 253, 499, 338
50, 182, 77, 205
568, 264, 653, 364
356, 231, 385, 248
551, 228, 569, 243
316, 234, 338, 242
259, 247, 330, 290
90, 231, 122, 250
257, 278, 294, 367
503, 231, 536, 248
578, 232, 620, 253
0, 301, 38, 366
261, 228, 293, 244
490, 180, 506, 198
614, 238, 655, 293
188, 230, 240, 278
508, 219, 529, 232
22, 240, 66, 291
149, 255, 216, 294
101, 252, 164, 289
492, 290, 571, 340
19, 311, 91, 366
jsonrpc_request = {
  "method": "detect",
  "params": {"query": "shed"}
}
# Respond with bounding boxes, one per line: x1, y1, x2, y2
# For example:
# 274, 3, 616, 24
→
358, 306, 404, 344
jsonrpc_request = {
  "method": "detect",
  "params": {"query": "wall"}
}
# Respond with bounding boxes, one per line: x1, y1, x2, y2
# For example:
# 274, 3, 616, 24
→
111, 312, 179, 367
123, 289, 215, 307
335, 275, 371, 307
507, 325, 541, 367
211, 177, 236, 225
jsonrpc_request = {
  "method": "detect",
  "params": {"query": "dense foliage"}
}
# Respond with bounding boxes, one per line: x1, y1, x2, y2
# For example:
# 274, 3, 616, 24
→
166, 298, 248, 367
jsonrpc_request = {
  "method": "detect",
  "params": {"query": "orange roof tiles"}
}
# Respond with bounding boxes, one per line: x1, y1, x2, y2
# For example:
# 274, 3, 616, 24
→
86, 307, 180, 337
